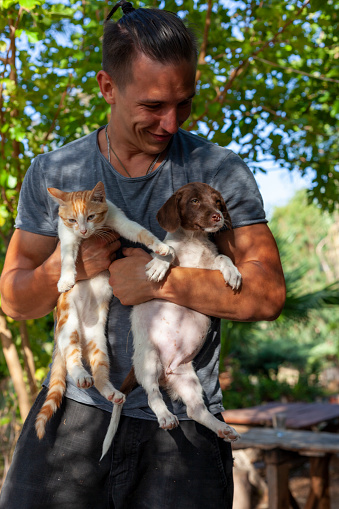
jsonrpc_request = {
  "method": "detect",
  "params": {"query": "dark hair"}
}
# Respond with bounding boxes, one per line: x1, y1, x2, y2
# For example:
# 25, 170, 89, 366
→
102, 1, 198, 88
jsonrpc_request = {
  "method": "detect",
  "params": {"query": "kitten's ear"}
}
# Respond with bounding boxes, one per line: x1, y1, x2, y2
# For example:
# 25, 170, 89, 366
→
47, 187, 67, 206
90, 181, 106, 202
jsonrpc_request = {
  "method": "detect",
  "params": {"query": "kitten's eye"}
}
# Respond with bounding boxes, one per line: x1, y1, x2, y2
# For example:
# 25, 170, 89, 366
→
87, 214, 95, 221
68, 219, 77, 223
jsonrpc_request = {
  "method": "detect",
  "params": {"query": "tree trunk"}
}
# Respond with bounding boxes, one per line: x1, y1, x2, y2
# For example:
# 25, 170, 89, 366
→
19, 321, 38, 398
0, 309, 31, 421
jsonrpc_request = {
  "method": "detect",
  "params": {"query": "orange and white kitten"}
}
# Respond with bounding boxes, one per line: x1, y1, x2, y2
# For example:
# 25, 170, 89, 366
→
35, 181, 174, 440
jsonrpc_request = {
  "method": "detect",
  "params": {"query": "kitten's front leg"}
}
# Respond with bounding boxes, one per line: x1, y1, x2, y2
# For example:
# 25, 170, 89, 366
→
106, 202, 175, 279
213, 255, 242, 290
58, 222, 81, 293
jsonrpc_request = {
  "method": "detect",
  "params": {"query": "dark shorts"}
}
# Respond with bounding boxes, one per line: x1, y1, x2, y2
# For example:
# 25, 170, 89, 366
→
0, 388, 234, 509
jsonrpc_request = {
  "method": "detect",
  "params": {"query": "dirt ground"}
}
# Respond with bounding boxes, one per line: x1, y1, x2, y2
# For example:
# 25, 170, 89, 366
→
254, 454, 339, 509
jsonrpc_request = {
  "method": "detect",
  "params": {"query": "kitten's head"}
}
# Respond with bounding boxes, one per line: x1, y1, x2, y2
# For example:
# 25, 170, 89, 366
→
47, 181, 109, 239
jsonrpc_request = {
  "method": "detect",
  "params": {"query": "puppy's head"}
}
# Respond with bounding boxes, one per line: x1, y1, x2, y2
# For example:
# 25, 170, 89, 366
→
156, 182, 232, 233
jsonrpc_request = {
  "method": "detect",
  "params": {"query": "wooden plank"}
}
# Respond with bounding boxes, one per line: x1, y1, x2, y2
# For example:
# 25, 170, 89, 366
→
223, 402, 339, 429
231, 427, 339, 454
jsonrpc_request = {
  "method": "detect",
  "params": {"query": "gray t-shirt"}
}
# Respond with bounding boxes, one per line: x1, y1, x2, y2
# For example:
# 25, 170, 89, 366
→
15, 127, 267, 419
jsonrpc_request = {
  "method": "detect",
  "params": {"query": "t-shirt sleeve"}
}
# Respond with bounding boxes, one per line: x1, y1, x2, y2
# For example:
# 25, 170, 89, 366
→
15, 156, 57, 236
211, 151, 267, 228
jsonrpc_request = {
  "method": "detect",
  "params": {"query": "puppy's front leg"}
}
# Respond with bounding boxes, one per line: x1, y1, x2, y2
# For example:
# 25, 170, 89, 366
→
145, 250, 175, 282
213, 255, 242, 290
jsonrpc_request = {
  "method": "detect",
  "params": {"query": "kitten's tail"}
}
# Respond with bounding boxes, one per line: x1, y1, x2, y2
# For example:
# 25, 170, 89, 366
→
35, 347, 66, 440
100, 367, 138, 461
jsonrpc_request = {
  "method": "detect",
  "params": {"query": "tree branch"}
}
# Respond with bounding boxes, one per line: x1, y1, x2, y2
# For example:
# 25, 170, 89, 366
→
195, 0, 213, 85
220, 0, 311, 98
253, 56, 339, 84
43, 73, 74, 143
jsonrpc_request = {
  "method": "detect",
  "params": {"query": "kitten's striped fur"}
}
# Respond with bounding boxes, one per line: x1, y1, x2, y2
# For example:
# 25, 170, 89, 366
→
35, 181, 175, 441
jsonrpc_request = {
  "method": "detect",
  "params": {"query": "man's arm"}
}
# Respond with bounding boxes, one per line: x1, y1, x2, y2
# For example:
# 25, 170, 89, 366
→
108, 224, 286, 322
0, 229, 121, 321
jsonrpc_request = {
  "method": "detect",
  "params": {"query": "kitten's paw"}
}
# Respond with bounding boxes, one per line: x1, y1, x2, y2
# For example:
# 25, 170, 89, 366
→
158, 411, 179, 430
58, 275, 75, 293
217, 423, 240, 442
76, 374, 94, 389
154, 244, 175, 259
145, 257, 171, 282
100, 383, 126, 404
147, 240, 175, 259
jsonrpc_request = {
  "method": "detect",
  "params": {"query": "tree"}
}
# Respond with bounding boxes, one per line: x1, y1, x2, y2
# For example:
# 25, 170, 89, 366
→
0, 0, 338, 418
221, 190, 339, 409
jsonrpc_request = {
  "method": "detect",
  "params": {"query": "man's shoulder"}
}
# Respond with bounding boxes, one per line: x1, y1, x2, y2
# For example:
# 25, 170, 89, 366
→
177, 129, 231, 153
175, 129, 234, 165
35, 129, 98, 167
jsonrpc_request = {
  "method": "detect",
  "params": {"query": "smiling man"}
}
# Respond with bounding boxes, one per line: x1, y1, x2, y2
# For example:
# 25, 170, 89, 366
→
0, 2, 285, 509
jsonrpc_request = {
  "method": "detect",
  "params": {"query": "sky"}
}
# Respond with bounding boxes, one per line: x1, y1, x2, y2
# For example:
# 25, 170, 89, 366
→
254, 167, 311, 219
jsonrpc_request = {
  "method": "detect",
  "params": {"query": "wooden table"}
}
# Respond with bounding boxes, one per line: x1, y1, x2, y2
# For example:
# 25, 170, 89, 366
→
222, 403, 339, 509
223, 401, 339, 430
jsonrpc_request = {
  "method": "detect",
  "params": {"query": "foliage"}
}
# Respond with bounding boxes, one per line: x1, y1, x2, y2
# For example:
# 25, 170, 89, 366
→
0, 0, 338, 238
0, 0, 338, 421
223, 361, 324, 410
222, 190, 339, 409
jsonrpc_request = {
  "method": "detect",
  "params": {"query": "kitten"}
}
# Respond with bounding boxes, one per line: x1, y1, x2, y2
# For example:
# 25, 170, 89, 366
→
35, 181, 174, 439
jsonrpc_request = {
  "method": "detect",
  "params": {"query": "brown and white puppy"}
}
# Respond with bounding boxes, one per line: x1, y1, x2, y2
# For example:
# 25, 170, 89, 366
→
101, 182, 241, 458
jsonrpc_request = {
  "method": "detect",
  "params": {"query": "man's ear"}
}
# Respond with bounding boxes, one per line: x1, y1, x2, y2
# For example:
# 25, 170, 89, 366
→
97, 70, 116, 105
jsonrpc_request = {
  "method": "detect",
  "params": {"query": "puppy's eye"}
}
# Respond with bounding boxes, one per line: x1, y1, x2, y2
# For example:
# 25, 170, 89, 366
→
191, 198, 200, 204
87, 214, 95, 221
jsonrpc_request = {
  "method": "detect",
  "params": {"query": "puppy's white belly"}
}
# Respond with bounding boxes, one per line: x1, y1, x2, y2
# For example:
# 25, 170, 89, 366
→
132, 300, 210, 373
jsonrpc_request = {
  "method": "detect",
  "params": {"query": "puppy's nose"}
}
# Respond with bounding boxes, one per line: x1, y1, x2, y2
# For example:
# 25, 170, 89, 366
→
212, 213, 222, 222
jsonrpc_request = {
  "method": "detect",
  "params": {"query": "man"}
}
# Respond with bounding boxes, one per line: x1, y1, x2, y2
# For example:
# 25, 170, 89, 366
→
0, 3, 285, 508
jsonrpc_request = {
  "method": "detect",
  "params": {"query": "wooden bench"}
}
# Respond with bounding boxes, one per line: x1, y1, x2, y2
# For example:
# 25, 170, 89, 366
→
222, 403, 339, 508
229, 425, 339, 509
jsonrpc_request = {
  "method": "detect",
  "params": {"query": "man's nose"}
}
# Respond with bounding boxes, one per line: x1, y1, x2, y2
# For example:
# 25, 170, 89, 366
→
159, 108, 179, 134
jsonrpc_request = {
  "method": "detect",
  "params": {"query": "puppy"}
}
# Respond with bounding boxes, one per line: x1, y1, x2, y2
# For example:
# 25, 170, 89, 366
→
101, 182, 241, 458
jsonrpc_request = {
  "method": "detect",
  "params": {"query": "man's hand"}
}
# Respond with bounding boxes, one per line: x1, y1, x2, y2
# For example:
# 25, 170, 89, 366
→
109, 247, 159, 306
76, 233, 121, 281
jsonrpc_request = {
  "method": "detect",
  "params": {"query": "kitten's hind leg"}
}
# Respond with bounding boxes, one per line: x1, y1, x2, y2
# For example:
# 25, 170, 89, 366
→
84, 332, 125, 405
60, 329, 94, 389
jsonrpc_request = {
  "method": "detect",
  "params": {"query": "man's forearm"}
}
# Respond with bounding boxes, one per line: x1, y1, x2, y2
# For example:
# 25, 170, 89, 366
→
153, 261, 286, 322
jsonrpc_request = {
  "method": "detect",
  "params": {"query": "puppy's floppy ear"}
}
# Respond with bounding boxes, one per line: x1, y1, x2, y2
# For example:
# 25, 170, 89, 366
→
156, 193, 181, 233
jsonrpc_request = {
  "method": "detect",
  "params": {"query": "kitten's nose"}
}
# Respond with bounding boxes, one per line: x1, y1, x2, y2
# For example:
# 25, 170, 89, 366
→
80, 228, 87, 235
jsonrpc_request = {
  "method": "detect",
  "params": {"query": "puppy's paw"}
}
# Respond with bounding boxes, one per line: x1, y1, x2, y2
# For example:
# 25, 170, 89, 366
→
145, 257, 171, 282
217, 423, 240, 442
223, 266, 242, 291
214, 255, 242, 291
158, 411, 179, 430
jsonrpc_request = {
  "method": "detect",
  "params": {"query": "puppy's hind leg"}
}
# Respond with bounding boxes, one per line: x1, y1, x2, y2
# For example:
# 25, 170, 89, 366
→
133, 346, 179, 430
168, 363, 240, 442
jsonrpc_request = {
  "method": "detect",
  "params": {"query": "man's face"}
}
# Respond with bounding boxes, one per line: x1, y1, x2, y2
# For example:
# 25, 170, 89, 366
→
110, 53, 196, 155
